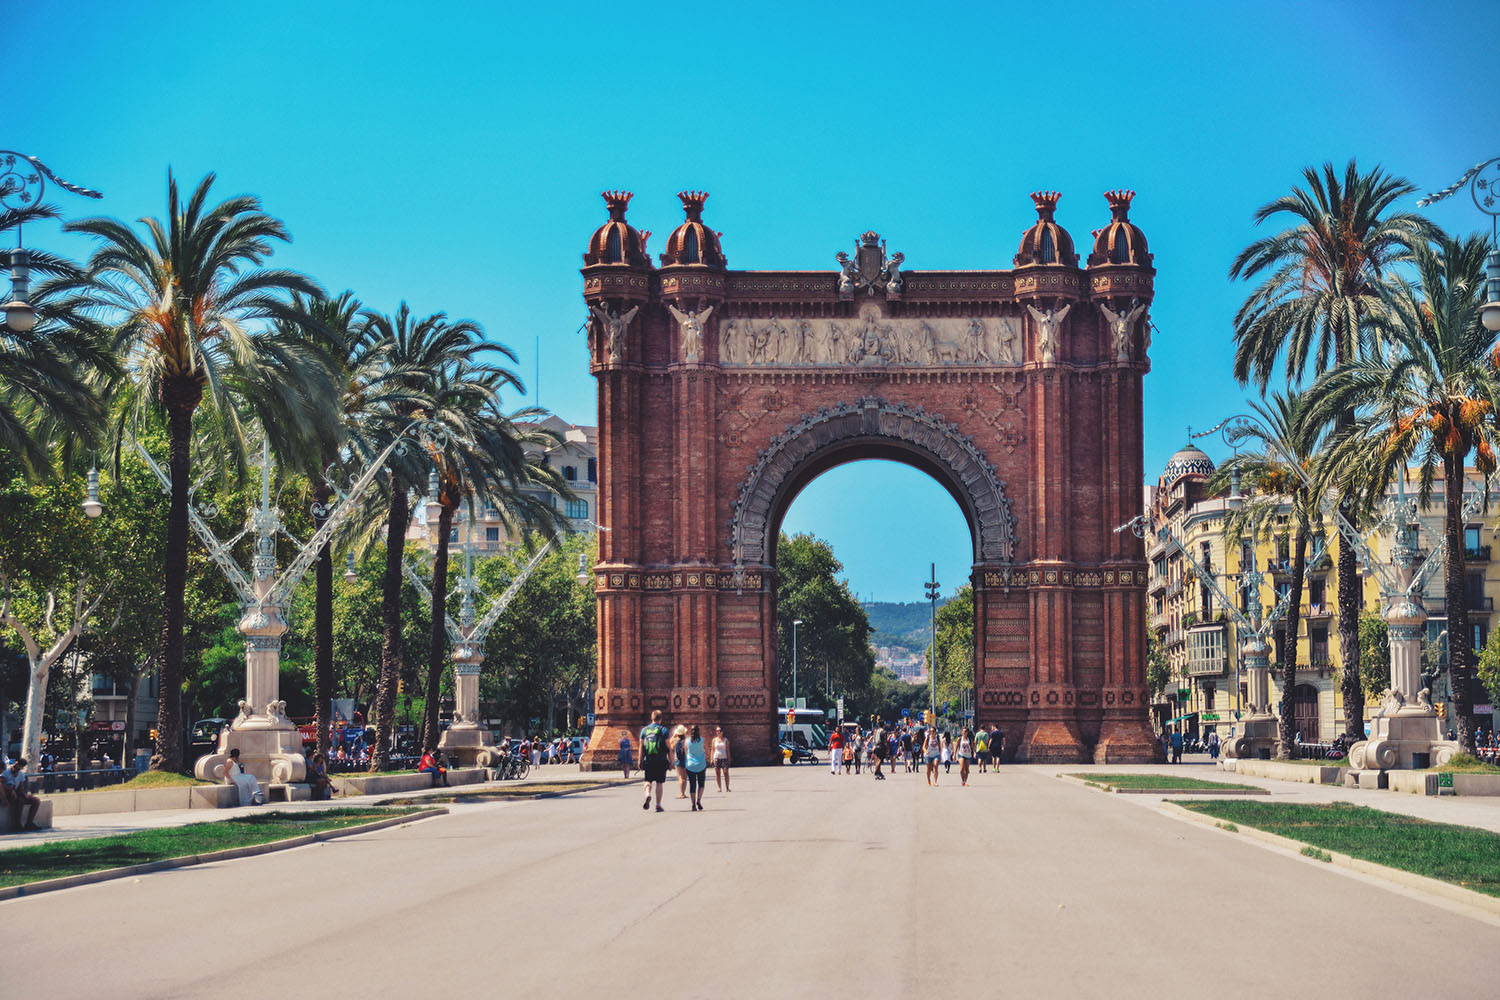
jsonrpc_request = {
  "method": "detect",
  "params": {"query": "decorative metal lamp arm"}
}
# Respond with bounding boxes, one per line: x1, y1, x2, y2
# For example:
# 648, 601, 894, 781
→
468, 537, 559, 647
401, 558, 463, 644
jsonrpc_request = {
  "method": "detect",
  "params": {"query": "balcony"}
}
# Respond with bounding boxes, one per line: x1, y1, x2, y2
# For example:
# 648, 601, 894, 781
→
1470, 595, 1494, 613
1166, 580, 1185, 599
1466, 545, 1491, 562
1300, 603, 1333, 619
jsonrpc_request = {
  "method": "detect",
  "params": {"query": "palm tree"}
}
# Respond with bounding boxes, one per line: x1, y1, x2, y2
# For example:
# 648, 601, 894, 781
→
418, 375, 572, 749
1311, 234, 1498, 753
357, 304, 486, 770
0, 202, 108, 475
59, 171, 327, 771
1208, 391, 1329, 758
1229, 159, 1440, 740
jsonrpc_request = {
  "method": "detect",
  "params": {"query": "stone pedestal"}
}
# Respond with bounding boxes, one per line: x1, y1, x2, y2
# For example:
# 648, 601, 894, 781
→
194, 585, 306, 785
1349, 701, 1460, 771
437, 643, 508, 767
1225, 713, 1278, 760
1224, 632, 1277, 760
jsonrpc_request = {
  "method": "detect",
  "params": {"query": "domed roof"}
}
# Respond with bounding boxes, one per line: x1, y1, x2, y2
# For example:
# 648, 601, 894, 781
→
659, 191, 726, 268
1014, 191, 1079, 267
1088, 189, 1152, 267
1161, 442, 1215, 484
584, 190, 652, 268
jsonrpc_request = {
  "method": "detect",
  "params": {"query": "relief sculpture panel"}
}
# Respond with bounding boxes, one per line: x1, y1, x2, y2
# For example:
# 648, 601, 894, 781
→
719, 312, 1022, 367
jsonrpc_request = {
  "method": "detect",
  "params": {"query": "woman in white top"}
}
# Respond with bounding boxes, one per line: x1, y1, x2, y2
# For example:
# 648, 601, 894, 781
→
923, 729, 941, 786
711, 727, 731, 792
940, 733, 952, 774
956, 728, 974, 786
224, 748, 262, 806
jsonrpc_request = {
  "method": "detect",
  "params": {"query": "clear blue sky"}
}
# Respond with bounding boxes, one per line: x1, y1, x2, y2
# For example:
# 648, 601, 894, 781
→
10, 1, 1499, 601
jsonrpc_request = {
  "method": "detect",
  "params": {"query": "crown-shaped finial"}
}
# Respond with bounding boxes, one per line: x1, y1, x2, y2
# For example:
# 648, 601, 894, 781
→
677, 190, 708, 221
602, 190, 633, 221
1030, 191, 1061, 220
1104, 189, 1135, 220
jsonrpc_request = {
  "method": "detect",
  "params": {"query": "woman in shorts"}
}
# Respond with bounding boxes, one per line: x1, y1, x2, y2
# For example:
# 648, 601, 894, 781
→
673, 725, 689, 798
712, 726, 731, 792
923, 729, 941, 786
956, 728, 974, 786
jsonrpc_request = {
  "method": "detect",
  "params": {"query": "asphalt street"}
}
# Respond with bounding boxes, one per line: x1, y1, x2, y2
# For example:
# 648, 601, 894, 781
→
6, 763, 1497, 997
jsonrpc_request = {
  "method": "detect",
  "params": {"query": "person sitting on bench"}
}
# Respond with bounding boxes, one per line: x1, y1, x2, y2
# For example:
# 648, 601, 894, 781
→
418, 748, 448, 787
1, 758, 41, 831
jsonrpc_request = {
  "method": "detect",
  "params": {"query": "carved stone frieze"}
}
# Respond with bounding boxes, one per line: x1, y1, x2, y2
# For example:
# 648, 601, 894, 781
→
719, 312, 1022, 367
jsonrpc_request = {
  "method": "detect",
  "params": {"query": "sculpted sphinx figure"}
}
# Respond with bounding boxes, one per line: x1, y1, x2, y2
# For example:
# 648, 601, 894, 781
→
589, 302, 639, 364
1026, 303, 1070, 365
668, 303, 713, 363
1100, 301, 1145, 362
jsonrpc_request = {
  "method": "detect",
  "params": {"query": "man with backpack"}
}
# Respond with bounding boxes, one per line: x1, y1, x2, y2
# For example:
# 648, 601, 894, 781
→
639, 710, 671, 812
974, 726, 990, 773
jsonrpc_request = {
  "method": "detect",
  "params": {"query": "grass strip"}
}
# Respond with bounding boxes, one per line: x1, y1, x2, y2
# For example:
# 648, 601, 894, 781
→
1433, 753, 1500, 775
0, 808, 419, 889
1068, 773, 1261, 792
1177, 800, 1500, 898
394, 780, 619, 804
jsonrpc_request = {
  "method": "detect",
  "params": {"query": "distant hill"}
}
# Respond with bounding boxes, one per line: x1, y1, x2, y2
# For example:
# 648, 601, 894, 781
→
863, 599, 948, 652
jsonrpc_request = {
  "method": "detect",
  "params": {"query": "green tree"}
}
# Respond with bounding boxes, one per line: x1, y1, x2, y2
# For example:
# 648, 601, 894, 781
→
1475, 630, 1500, 721
59, 172, 332, 771
1313, 234, 1497, 752
476, 532, 595, 736
931, 586, 974, 708
1146, 627, 1171, 700
1357, 609, 1391, 704
774, 533, 874, 708
1230, 159, 1439, 740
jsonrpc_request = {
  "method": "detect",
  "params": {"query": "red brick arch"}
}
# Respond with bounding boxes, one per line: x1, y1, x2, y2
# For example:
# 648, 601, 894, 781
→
580, 195, 1160, 767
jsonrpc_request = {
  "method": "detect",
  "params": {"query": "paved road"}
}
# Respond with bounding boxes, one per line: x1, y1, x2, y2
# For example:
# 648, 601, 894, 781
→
6, 764, 1497, 997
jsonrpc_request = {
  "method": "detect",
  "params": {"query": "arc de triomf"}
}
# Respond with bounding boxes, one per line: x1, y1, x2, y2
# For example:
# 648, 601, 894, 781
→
579, 188, 1158, 767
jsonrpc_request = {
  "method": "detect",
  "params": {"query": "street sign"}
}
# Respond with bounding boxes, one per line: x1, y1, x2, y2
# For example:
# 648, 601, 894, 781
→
901, 708, 910, 716
837, 697, 844, 719
586, 713, 595, 726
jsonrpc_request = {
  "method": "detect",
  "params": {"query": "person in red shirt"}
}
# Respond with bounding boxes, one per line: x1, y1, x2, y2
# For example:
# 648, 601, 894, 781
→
827, 729, 843, 775
418, 748, 447, 787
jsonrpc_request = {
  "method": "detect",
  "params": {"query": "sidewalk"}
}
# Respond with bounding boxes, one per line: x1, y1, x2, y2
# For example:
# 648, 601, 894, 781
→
0, 767, 631, 851
1045, 757, 1500, 835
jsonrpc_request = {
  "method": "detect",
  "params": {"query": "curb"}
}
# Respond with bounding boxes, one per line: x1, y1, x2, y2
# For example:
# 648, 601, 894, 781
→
375, 780, 628, 807
1054, 773, 1268, 795
1158, 801, 1500, 920
0, 808, 448, 902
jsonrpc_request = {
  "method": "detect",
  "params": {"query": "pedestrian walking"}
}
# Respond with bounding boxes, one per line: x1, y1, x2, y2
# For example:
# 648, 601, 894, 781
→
852, 731, 863, 775
828, 727, 844, 776
1170, 728, 1184, 764
989, 725, 1004, 765
618, 731, 633, 779
975, 726, 990, 773
672, 725, 689, 798
1207, 731, 1220, 761
639, 710, 670, 812
712, 726, 731, 792
957, 728, 974, 786
923, 728, 941, 786
899, 729, 913, 773
872, 726, 888, 780
940, 733, 953, 774
684, 725, 708, 810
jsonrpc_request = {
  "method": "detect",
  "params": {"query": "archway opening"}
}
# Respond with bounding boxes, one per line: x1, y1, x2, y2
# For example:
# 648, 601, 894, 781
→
772, 457, 975, 755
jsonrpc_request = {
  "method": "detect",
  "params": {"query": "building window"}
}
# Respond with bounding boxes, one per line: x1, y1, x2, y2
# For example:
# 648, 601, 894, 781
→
1311, 625, 1329, 663
566, 499, 589, 519
1473, 622, 1488, 652
587, 458, 597, 482
485, 526, 500, 543
564, 466, 577, 481
1203, 684, 1216, 710
1466, 525, 1482, 550
448, 527, 459, 543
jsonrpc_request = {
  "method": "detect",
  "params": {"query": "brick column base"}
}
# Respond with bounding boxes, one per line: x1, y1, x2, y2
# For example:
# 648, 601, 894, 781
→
1017, 718, 1087, 763
1092, 715, 1161, 763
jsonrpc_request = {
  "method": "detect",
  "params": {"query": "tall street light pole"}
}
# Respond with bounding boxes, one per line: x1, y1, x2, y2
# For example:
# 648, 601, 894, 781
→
0, 150, 103, 334
925, 564, 940, 724
792, 619, 804, 708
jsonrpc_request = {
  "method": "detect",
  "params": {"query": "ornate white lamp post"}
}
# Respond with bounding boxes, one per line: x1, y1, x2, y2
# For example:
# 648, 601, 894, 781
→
0, 150, 102, 333
1418, 156, 1500, 332
132, 421, 444, 790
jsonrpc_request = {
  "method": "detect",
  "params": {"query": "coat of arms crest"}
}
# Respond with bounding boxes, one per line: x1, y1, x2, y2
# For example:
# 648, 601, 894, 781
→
836, 231, 904, 300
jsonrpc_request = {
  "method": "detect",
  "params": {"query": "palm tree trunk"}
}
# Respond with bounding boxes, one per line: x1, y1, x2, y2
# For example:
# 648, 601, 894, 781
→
1444, 453, 1476, 753
313, 478, 334, 760
152, 382, 199, 772
422, 501, 455, 749
1336, 497, 1365, 740
372, 479, 409, 771
1278, 526, 1308, 758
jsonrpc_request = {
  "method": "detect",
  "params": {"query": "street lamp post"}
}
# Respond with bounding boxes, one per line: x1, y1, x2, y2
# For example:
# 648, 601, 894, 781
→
0, 151, 102, 333
132, 421, 445, 788
1418, 156, 1500, 332
925, 564, 940, 724
791, 619, 803, 709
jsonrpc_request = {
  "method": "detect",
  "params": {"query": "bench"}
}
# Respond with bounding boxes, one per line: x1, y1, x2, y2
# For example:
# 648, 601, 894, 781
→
0, 797, 54, 833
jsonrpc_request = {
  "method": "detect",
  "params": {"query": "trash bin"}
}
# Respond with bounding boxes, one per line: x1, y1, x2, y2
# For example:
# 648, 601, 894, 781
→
1258, 747, 1272, 760
135, 749, 151, 773
1410, 751, 1431, 770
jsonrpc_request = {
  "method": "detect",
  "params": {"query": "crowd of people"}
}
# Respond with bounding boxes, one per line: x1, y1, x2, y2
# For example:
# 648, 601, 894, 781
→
630, 712, 733, 811
825, 721, 1006, 787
